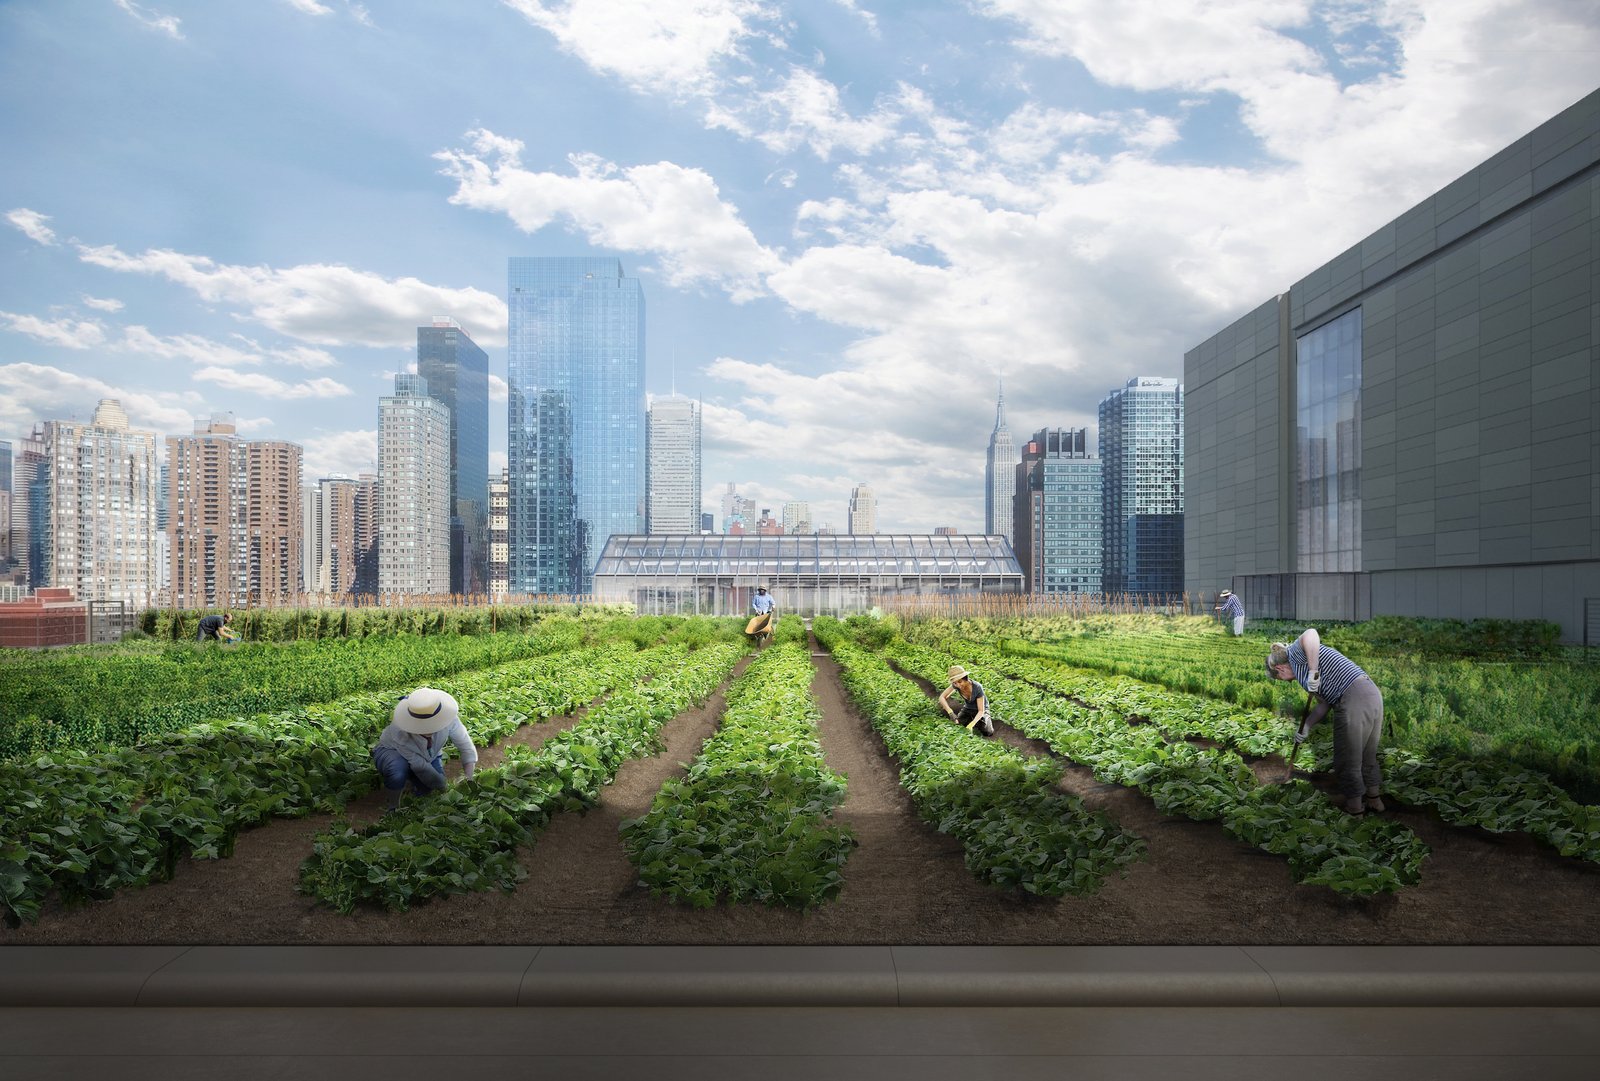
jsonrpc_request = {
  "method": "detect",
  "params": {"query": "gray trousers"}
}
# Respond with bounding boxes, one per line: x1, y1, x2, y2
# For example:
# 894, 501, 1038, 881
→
1330, 677, 1384, 798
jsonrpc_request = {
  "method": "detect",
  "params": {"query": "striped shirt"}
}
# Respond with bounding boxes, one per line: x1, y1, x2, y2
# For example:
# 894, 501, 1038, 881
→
1220, 595, 1244, 619
1286, 641, 1366, 703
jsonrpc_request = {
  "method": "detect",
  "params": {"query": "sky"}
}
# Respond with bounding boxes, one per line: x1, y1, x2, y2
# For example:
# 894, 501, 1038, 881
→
1, 1, 1596, 534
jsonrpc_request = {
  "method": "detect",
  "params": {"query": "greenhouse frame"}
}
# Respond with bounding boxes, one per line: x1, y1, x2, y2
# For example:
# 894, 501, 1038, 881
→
591, 533, 1024, 616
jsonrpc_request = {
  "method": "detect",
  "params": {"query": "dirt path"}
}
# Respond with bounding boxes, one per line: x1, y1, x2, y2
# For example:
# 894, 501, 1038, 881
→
7, 642, 1599, 945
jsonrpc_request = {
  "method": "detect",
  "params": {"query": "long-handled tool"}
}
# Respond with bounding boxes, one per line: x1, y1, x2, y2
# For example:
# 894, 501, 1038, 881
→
1277, 692, 1315, 783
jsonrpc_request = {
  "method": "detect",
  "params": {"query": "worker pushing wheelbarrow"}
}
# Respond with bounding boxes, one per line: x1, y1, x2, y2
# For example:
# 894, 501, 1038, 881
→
744, 585, 777, 647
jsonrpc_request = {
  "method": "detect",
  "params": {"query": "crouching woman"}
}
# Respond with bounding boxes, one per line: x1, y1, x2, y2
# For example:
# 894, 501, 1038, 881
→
371, 687, 478, 814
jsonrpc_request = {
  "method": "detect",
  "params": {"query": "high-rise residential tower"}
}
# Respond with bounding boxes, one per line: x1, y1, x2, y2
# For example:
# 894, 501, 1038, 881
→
378, 374, 451, 595
1014, 427, 1101, 594
37, 400, 160, 604
507, 257, 645, 594
168, 414, 303, 608
303, 474, 378, 598
1099, 377, 1184, 597
416, 318, 489, 595
985, 380, 1017, 543
0, 439, 11, 567
645, 395, 700, 533
488, 469, 509, 598
782, 501, 812, 535
848, 483, 877, 535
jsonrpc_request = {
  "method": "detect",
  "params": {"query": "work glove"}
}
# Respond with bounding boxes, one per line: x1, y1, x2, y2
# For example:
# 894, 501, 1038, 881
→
1305, 671, 1320, 693
1292, 729, 1307, 745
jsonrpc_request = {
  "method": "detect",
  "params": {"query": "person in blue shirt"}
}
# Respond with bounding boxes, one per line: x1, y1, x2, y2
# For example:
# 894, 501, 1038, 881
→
1214, 590, 1245, 636
371, 686, 478, 814
1265, 628, 1385, 815
746, 585, 777, 645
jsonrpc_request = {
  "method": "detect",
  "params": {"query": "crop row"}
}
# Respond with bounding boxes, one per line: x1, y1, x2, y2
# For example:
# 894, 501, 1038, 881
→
884, 639, 1430, 896
0, 617, 594, 760
0, 639, 654, 927
963, 637, 1600, 871
621, 641, 854, 908
814, 618, 1144, 896
298, 641, 745, 914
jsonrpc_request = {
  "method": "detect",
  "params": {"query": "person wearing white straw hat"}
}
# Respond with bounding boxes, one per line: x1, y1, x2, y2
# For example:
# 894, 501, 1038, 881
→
938, 664, 994, 737
1214, 590, 1245, 636
370, 686, 478, 813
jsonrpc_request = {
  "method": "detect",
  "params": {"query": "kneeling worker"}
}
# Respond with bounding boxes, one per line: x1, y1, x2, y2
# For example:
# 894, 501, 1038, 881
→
371, 687, 478, 813
1265, 629, 1384, 815
940, 665, 994, 737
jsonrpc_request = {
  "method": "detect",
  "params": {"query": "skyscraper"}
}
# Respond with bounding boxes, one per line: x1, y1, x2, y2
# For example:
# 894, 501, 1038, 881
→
303, 474, 378, 598
168, 414, 303, 608
848, 483, 877, 535
417, 318, 489, 595
782, 501, 812, 535
379, 374, 451, 595
507, 257, 645, 594
1015, 427, 1101, 594
645, 395, 700, 533
488, 469, 509, 598
985, 380, 1017, 543
0, 439, 11, 567
1099, 376, 1184, 597
38, 400, 160, 604
9, 427, 45, 587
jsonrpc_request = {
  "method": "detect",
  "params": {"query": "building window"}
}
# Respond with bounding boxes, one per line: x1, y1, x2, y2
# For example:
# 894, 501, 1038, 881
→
1296, 307, 1361, 573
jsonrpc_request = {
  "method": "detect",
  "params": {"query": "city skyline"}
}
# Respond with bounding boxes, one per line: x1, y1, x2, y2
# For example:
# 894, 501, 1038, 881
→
2, 3, 1594, 534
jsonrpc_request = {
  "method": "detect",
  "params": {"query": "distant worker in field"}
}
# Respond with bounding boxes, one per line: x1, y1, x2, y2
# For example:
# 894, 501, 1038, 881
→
939, 664, 994, 737
196, 611, 233, 643
371, 687, 478, 814
1265, 629, 1385, 816
746, 584, 777, 646
1215, 590, 1245, 636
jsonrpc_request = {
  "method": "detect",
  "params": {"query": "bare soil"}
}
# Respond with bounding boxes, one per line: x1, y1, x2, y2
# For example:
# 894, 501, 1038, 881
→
7, 634, 1599, 945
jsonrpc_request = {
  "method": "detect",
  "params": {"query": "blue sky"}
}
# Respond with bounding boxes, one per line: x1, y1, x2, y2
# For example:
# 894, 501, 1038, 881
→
2, 0, 1596, 532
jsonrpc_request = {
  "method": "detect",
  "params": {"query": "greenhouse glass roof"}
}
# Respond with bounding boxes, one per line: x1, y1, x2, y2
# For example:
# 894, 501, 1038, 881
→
593, 533, 1022, 579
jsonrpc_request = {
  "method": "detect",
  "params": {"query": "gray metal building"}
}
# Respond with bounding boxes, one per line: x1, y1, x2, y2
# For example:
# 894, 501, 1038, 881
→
1184, 87, 1600, 641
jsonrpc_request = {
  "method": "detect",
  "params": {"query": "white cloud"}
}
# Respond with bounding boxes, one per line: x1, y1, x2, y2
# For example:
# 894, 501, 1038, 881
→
74, 241, 507, 348
488, 373, 509, 403
283, 0, 334, 14
192, 366, 352, 400
730, 68, 901, 159
81, 295, 125, 312
0, 362, 199, 436
830, 0, 879, 36
302, 428, 378, 479
120, 325, 339, 369
489, 449, 508, 475
0, 311, 107, 349
501, 0, 776, 98
113, 0, 183, 40
6, 208, 57, 246
232, 416, 276, 433
437, 130, 783, 301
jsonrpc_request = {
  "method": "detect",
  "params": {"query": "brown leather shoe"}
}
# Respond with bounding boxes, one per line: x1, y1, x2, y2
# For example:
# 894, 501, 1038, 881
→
1364, 790, 1386, 812
1341, 796, 1365, 815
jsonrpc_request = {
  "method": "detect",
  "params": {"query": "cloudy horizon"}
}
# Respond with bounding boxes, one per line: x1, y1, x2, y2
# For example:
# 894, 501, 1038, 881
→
2, 0, 1596, 531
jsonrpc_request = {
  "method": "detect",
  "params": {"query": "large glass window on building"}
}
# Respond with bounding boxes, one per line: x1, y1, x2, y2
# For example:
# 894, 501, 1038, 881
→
1296, 307, 1361, 572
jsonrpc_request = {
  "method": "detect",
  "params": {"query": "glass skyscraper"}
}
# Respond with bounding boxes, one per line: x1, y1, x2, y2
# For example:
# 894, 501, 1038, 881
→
507, 257, 645, 594
1015, 427, 1101, 594
1099, 376, 1184, 597
417, 318, 490, 594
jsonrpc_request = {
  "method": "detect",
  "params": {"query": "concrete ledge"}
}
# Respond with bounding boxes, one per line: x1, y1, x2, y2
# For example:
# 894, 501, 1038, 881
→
2, 946, 1599, 1007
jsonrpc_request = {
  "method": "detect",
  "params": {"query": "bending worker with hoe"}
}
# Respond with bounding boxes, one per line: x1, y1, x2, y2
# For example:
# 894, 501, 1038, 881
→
940, 664, 994, 737
1265, 629, 1385, 815
745, 584, 777, 646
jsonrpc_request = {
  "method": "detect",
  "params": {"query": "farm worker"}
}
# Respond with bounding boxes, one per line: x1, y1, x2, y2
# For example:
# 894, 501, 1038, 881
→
1265, 630, 1385, 815
939, 665, 994, 737
371, 687, 478, 813
196, 612, 233, 642
1214, 590, 1245, 636
746, 585, 777, 644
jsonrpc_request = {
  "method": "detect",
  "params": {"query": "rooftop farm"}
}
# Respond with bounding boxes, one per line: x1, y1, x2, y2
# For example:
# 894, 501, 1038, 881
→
2, 608, 1597, 944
